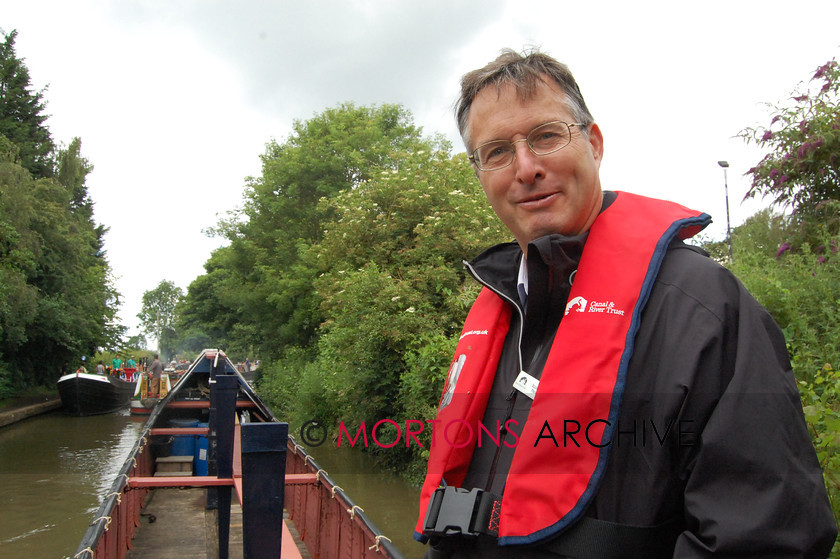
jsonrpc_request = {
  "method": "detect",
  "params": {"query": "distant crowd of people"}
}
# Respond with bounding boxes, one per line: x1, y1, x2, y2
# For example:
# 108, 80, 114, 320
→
237, 359, 259, 374
65, 354, 258, 385
65, 355, 147, 381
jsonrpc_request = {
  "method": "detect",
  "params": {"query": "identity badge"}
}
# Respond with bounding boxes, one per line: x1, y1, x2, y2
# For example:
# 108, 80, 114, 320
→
513, 370, 539, 400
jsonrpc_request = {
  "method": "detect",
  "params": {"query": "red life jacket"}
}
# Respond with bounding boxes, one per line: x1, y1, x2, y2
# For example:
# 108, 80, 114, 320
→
415, 192, 710, 546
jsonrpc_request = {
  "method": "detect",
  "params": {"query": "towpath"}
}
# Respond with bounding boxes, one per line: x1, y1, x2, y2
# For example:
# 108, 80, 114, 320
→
0, 396, 62, 427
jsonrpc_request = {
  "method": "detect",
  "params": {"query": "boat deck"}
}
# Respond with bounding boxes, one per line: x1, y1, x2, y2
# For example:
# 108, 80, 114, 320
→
72, 350, 402, 559
126, 488, 309, 558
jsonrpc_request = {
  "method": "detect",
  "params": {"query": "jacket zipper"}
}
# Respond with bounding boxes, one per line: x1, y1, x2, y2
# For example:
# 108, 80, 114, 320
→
486, 388, 518, 489
463, 259, 525, 491
462, 260, 525, 374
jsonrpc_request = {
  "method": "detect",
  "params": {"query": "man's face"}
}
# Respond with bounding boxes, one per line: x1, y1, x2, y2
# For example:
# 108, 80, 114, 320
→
468, 79, 604, 253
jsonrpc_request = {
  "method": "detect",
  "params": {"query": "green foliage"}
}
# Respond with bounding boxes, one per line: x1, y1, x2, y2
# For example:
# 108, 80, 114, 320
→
256, 142, 507, 474
123, 333, 147, 350
0, 29, 120, 389
172, 248, 240, 355
719, 210, 840, 545
191, 103, 432, 360
735, 60, 840, 544
137, 280, 183, 359
0, 29, 55, 179
730, 219, 839, 380
0, 29, 122, 392
0, 133, 118, 386
739, 57, 840, 219
800, 362, 840, 542
0, 362, 15, 399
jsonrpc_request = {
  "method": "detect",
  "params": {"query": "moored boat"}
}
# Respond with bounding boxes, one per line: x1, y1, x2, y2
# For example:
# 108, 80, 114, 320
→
129, 370, 174, 416
72, 348, 404, 559
57, 370, 136, 416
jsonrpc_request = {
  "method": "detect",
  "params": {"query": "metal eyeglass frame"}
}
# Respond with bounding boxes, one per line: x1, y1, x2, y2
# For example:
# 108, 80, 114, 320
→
468, 121, 587, 171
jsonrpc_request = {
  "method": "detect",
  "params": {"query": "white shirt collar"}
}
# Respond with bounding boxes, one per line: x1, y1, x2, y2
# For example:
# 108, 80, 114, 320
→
517, 253, 528, 306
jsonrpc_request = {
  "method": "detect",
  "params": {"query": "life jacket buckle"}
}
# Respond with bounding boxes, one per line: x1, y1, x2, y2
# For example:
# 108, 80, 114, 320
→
422, 486, 490, 538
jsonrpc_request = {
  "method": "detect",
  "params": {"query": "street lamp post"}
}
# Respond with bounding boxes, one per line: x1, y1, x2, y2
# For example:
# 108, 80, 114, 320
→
718, 161, 733, 262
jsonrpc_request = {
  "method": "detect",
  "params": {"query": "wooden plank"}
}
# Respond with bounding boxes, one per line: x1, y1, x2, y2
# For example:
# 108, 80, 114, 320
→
149, 427, 210, 435
155, 456, 193, 464
126, 488, 221, 559
320, 490, 342, 559
164, 400, 257, 409
130, 476, 234, 488
303, 482, 322, 556
153, 471, 193, 478
129, 473, 316, 489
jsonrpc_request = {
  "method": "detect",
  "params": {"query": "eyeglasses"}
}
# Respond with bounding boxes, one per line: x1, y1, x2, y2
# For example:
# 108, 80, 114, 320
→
469, 121, 587, 171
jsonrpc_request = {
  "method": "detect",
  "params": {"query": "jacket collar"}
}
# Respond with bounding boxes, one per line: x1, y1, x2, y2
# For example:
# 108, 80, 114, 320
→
466, 191, 617, 306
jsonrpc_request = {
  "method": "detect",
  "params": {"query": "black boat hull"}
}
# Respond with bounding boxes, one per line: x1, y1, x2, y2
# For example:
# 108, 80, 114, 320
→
57, 372, 136, 416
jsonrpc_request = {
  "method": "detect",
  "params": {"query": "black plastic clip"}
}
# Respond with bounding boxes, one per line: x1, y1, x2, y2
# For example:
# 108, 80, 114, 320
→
423, 486, 487, 538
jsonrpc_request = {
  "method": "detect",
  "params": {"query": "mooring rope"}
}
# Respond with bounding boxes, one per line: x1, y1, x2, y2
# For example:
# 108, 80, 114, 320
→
369, 534, 392, 552
105, 491, 122, 504
92, 515, 112, 531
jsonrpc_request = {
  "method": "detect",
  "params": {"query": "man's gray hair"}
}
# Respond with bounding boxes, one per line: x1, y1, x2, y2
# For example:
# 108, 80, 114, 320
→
455, 48, 594, 152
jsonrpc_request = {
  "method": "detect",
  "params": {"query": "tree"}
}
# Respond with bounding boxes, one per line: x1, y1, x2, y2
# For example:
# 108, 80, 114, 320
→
124, 333, 147, 350
173, 247, 242, 355
137, 280, 183, 358
0, 135, 39, 367
257, 146, 510, 477
740, 57, 840, 221
0, 29, 116, 390
1, 133, 119, 385
56, 137, 94, 212
0, 29, 54, 179
196, 103, 431, 359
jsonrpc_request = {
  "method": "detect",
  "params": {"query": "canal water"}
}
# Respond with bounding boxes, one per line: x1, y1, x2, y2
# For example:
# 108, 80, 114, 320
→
0, 409, 425, 559
0, 408, 144, 558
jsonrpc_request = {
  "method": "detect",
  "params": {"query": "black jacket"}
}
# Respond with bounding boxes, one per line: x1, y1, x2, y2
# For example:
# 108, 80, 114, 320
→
433, 196, 837, 558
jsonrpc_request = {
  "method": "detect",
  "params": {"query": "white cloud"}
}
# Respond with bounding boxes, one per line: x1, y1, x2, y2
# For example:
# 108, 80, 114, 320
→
4, 0, 839, 338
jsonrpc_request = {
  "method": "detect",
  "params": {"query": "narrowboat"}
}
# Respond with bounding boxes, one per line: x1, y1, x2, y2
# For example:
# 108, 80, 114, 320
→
71, 348, 404, 559
57, 370, 136, 416
129, 370, 174, 416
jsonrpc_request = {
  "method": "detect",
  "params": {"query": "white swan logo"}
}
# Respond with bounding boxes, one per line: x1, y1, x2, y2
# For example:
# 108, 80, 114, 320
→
565, 296, 588, 316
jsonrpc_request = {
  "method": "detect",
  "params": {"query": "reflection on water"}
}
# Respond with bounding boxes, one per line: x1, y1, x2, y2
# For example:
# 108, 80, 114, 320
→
0, 409, 143, 558
0, 409, 427, 558
305, 442, 425, 559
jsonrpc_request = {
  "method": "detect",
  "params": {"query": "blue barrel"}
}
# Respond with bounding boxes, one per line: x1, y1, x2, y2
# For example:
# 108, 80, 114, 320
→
169, 419, 199, 456
194, 422, 209, 476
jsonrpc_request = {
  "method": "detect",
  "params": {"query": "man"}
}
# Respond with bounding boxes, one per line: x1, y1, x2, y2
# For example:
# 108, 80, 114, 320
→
148, 353, 164, 398
416, 49, 836, 558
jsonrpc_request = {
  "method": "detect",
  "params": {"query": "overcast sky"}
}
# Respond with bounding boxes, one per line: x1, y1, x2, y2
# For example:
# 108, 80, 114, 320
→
4, 0, 839, 341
